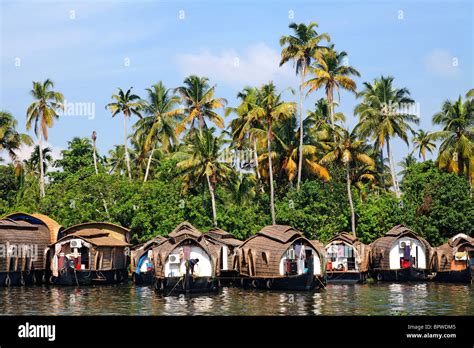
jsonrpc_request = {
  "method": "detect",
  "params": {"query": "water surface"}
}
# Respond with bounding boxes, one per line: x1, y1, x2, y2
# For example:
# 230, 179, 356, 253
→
0, 282, 472, 316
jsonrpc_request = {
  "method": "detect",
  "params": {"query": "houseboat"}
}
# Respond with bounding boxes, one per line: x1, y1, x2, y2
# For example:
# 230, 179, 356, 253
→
325, 232, 370, 283
0, 218, 50, 286
431, 233, 474, 283
370, 225, 432, 281
48, 222, 131, 285
5, 212, 63, 244
203, 227, 242, 286
235, 225, 326, 291
152, 222, 219, 294
131, 235, 167, 285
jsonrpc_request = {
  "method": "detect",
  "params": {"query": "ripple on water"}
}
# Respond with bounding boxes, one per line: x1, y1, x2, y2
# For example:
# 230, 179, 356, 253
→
0, 282, 472, 316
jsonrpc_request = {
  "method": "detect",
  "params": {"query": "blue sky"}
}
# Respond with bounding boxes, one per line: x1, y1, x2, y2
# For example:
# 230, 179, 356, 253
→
1, 0, 473, 170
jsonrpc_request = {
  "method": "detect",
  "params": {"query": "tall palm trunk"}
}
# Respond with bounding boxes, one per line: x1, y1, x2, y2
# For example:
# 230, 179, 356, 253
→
206, 174, 218, 227
252, 136, 260, 179
92, 139, 98, 175
123, 114, 132, 180
143, 147, 154, 182
346, 163, 356, 237
327, 87, 336, 141
379, 148, 386, 190
38, 130, 45, 198
296, 68, 305, 191
267, 123, 276, 225
386, 137, 401, 198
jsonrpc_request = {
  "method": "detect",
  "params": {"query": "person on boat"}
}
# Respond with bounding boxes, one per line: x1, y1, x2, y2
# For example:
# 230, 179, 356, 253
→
188, 258, 199, 276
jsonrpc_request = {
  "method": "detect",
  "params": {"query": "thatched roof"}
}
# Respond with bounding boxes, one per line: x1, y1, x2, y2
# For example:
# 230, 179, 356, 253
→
237, 225, 324, 278
54, 229, 130, 248
327, 232, 358, 245
370, 225, 432, 270
4, 212, 63, 244
0, 218, 50, 272
432, 233, 474, 272
151, 222, 218, 278
203, 228, 242, 247
168, 221, 202, 240
61, 222, 130, 243
130, 235, 167, 270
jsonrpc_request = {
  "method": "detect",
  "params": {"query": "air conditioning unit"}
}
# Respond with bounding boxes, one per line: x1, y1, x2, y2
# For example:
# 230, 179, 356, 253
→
168, 254, 180, 264
288, 249, 296, 260
70, 239, 82, 248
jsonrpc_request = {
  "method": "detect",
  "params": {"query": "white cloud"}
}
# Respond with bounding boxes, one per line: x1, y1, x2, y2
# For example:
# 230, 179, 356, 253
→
424, 49, 460, 77
176, 43, 297, 87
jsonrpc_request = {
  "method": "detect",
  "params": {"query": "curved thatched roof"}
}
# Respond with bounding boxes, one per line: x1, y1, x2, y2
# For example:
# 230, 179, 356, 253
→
54, 230, 130, 248
151, 222, 218, 278
130, 235, 168, 271
0, 218, 50, 271
61, 222, 130, 243
203, 228, 242, 247
370, 225, 432, 270
4, 212, 63, 244
431, 233, 474, 272
237, 225, 325, 278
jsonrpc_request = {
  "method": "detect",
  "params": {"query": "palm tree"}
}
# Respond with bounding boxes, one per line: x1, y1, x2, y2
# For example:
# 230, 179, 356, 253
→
107, 145, 127, 175
354, 76, 418, 198
91, 131, 98, 174
26, 79, 64, 197
264, 116, 330, 186
398, 154, 417, 177
320, 128, 375, 236
0, 111, 33, 161
431, 96, 473, 182
29, 145, 53, 175
227, 172, 256, 206
280, 22, 330, 191
106, 87, 142, 180
175, 75, 227, 136
466, 88, 474, 99
175, 129, 231, 226
304, 45, 360, 138
247, 83, 297, 224
227, 87, 264, 181
304, 98, 345, 144
134, 82, 182, 182
412, 129, 436, 161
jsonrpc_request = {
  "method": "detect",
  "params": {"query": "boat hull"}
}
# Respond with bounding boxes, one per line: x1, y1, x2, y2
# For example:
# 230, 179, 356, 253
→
0, 270, 45, 286
237, 272, 325, 291
50, 269, 128, 286
370, 267, 429, 281
433, 267, 472, 283
132, 271, 154, 285
326, 271, 368, 284
154, 275, 219, 294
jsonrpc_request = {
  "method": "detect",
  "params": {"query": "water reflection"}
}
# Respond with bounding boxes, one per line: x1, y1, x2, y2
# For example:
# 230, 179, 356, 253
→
0, 282, 472, 316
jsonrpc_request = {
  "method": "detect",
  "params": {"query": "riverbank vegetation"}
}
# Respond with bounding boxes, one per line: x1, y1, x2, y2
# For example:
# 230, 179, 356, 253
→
0, 23, 472, 246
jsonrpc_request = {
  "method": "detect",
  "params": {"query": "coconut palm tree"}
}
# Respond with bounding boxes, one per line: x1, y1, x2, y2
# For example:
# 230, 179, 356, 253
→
26, 79, 64, 197
467, 88, 474, 99
0, 111, 33, 161
320, 128, 375, 236
227, 172, 256, 206
304, 45, 360, 138
262, 116, 330, 187
175, 129, 231, 226
134, 82, 182, 182
303, 98, 345, 144
175, 75, 227, 136
24, 145, 53, 177
431, 96, 473, 182
354, 76, 418, 198
398, 154, 417, 177
227, 87, 265, 181
246, 83, 297, 224
107, 145, 127, 175
106, 87, 142, 180
412, 129, 436, 161
279, 22, 330, 191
